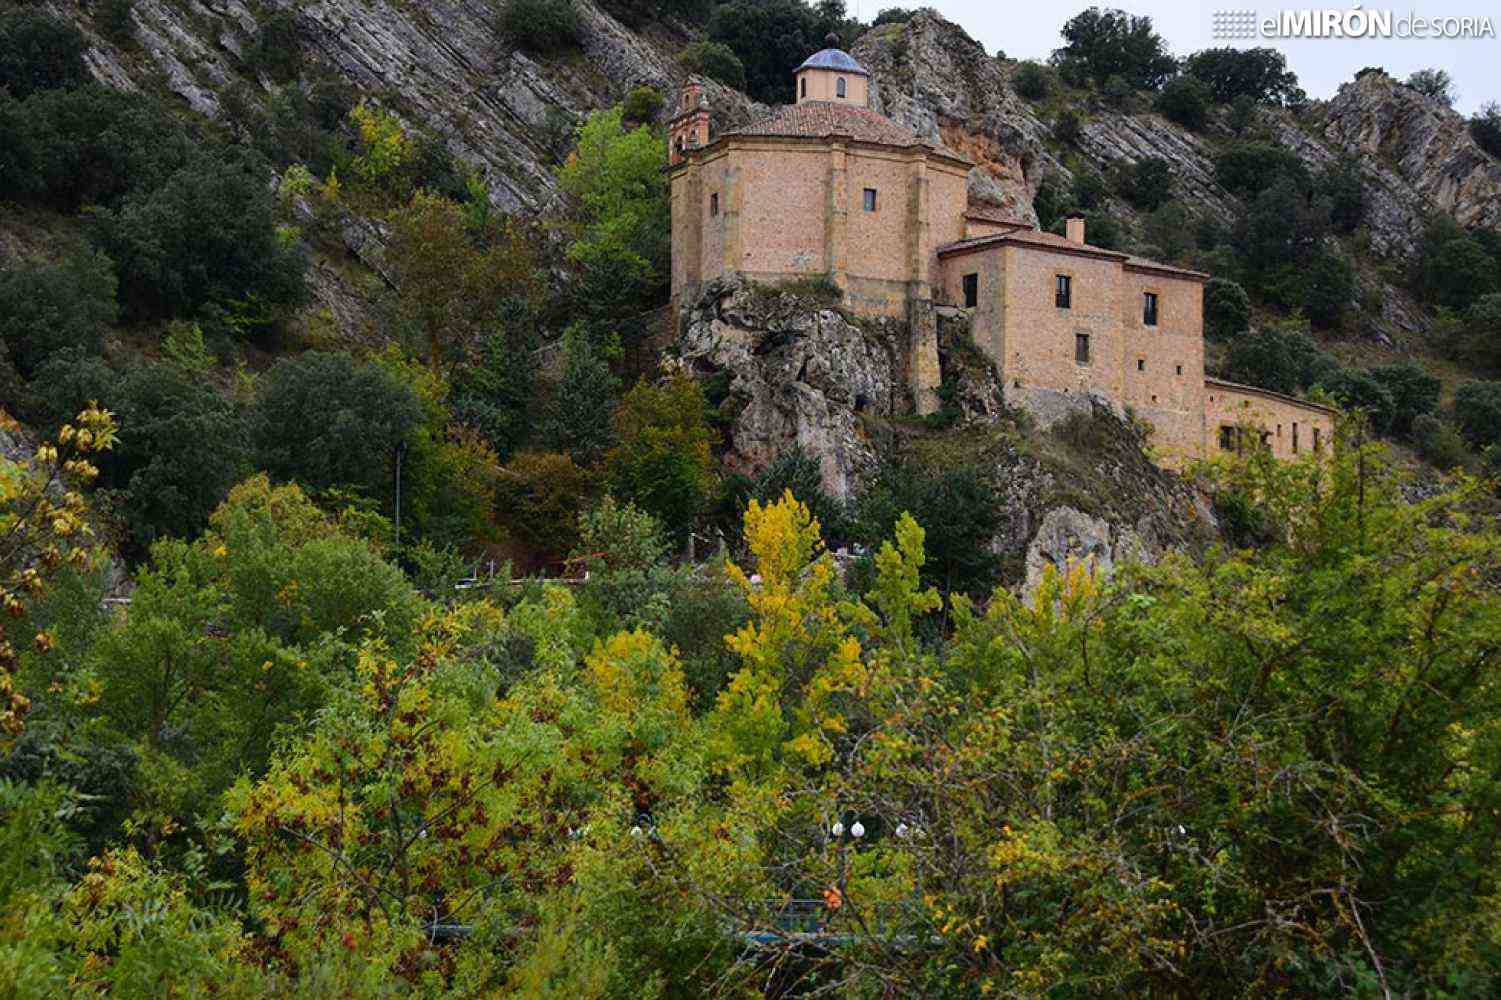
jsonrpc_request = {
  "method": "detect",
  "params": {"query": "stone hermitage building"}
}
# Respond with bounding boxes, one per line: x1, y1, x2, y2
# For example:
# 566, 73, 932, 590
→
667, 39, 1334, 466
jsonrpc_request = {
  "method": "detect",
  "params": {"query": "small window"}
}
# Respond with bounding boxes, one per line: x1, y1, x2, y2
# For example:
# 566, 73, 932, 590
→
837, 77, 847, 98
1075, 333, 1090, 366
1136, 358, 1145, 372
1219, 425, 1236, 451
1055, 274, 1072, 309
1143, 292, 1159, 326
1313, 426, 1323, 452
800, 77, 807, 98
709, 192, 718, 216
962, 273, 978, 308
863, 188, 877, 212
1292, 422, 1300, 453
1176, 364, 1183, 375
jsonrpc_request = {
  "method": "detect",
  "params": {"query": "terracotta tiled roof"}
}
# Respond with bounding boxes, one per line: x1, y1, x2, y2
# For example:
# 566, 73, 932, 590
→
723, 102, 961, 156
1125, 255, 1210, 280
937, 229, 1128, 261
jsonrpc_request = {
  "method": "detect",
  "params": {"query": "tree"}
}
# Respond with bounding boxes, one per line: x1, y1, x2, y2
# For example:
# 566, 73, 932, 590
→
679, 41, 746, 91
1418, 232, 1498, 311
0, 11, 88, 100
1225, 321, 1332, 395
1370, 360, 1440, 436
1299, 249, 1356, 329
539, 326, 620, 465
497, 0, 580, 54
855, 460, 1002, 599
1011, 62, 1050, 101
607, 373, 717, 539
1153, 75, 1211, 130
450, 328, 539, 462
495, 451, 596, 563
1453, 380, 1501, 446
1317, 157, 1365, 233
1471, 101, 1501, 158
1318, 366, 1395, 432
246, 12, 302, 82
872, 7, 914, 26
556, 108, 670, 333
1227, 94, 1257, 135
0, 250, 117, 378
1182, 47, 1299, 104
1215, 142, 1308, 198
1203, 278, 1251, 341
93, 151, 308, 324
707, 0, 823, 104
1050, 7, 1177, 90
253, 352, 424, 505
1406, 68, 1454, 105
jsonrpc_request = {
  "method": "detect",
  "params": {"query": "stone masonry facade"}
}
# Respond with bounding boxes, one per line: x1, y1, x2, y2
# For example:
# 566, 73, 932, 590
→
668, 42, 1335, 463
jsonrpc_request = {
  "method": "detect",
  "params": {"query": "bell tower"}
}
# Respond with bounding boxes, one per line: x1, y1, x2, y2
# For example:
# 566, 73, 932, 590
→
668, 79, 711, 167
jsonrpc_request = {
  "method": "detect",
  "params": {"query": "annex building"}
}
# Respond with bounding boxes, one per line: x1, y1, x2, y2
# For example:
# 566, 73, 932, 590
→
666, 38, 1335, 465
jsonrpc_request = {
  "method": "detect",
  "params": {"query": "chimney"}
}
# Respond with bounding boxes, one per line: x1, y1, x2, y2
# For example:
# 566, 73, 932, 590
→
1065, 212, 1086, 245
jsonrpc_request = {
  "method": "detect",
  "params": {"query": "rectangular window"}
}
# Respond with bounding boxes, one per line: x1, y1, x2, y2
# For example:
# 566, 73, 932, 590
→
1176, 364, 1183, 375
709, 192, 718, 216
800, 77, 807, 98
1313, 426, 1323, 452
863, 188, 877, 212
1075, 333, 1090, 366
1219, 425, 1236, 452
1136, 358, 1145, 372
1056, 274, 1071, 309
1293, 422, 1300, 453
962, 273, 978, 308
1143, 292, 1159, 326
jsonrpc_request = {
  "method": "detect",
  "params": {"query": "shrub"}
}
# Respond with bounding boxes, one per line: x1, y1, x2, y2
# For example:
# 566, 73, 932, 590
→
1411, 414, 1468, 469
1154, 75, 1211, 130
1070, 170, 1108, 210
1319, 367, 1396, 433
1418, 232, 1498, 311
246, 11, 301, 82
1100, 74, 1134, 110
1182, 47, 1299, 104
1227, 94, 1257, 135
1117, 156, 1173, 210
498, 0, 580, 54
872, 7, 915, 26
1011, 61, 1050, 101
253, 352, 424, 504
1471, 101, 1501, 158
1203, 278, 1251, 341
1215, 142, 1308, 198
1299, 249, 1356, 329
1405, 68, 1454, 105
1032, 176, 1068, 230
0, 11, 88, 100
1453, 380, 1501, 447
1053, 110, 1083, 146
97, 0, 135, 42
607, 373, 717, 539
92, 152, 309, 323
1317, 158, 1365, 233
854, 461, 1002, 600
576, 495, 668, 573
746, 447, 848, 547
1225, 321, 1333, 395
679, 41, 746, 91
0, 250, 117, 378
621, 85, 664, 123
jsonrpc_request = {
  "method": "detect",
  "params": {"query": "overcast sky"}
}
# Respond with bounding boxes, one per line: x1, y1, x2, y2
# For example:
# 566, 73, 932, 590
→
859, 1, 1501, 115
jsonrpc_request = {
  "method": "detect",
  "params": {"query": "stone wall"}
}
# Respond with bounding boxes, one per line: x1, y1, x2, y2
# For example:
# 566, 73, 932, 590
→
1119, 267, 1206, 468
1204, 379, 1335, 460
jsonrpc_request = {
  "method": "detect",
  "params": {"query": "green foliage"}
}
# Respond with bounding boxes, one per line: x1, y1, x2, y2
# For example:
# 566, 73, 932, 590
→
743, 446, 849, 546
539, 326, 620, 465
1032, 175, 1068, 229
1405, 67, 1454, 105
1233, 176, 1353, 327
1471, 101, 1501, 158
854, 460, 1001, 599
253, 352, 424, 505
1411, 413, 1468, 469
556, 107, 670, 332
1010, 61, 1050, 101
678, 41, 746, 91
96, 0, 135, 42
0, 10, 87, 100
1319, 366, 1395, 432
1227, 93, 1257, 134
246, 11, 301, 82
450, 327, 539, 461
1069, 169, 1108, 209
1369, 360, 1440, 436
1153, 74, 1211, 130
0, 250, 116, 378
1453, 379, 1501, 447
495, 450, 596, 565
498, 0, 580, 53
1203, 277, 1251, 341
1115, 155, 1172, 210
708, 0, 828, 104
1182, 46, 1299, 104
93, 151, 309, 323
1142, 202, 1194, 261
1224, 320, 1335, 395
620, 85, 664, 123
1099, 73, 1134, 110
872, 7, 914, 25
576, 495, 667, 573
1050, 6, 1176, 90
1215, 141, 1308, 198
1414, 218, 1500, 312
1317, 157, 1366, 233
607, 373, 717, 538
1052, 109, 1083, 146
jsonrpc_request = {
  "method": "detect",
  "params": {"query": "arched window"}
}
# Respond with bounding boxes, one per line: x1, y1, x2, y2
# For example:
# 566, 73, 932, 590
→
836, 77, 847, 98
800, 77, 807, 98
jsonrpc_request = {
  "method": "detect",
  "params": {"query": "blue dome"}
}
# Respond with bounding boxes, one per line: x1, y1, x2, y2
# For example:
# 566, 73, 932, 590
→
795, 48, 870, 78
